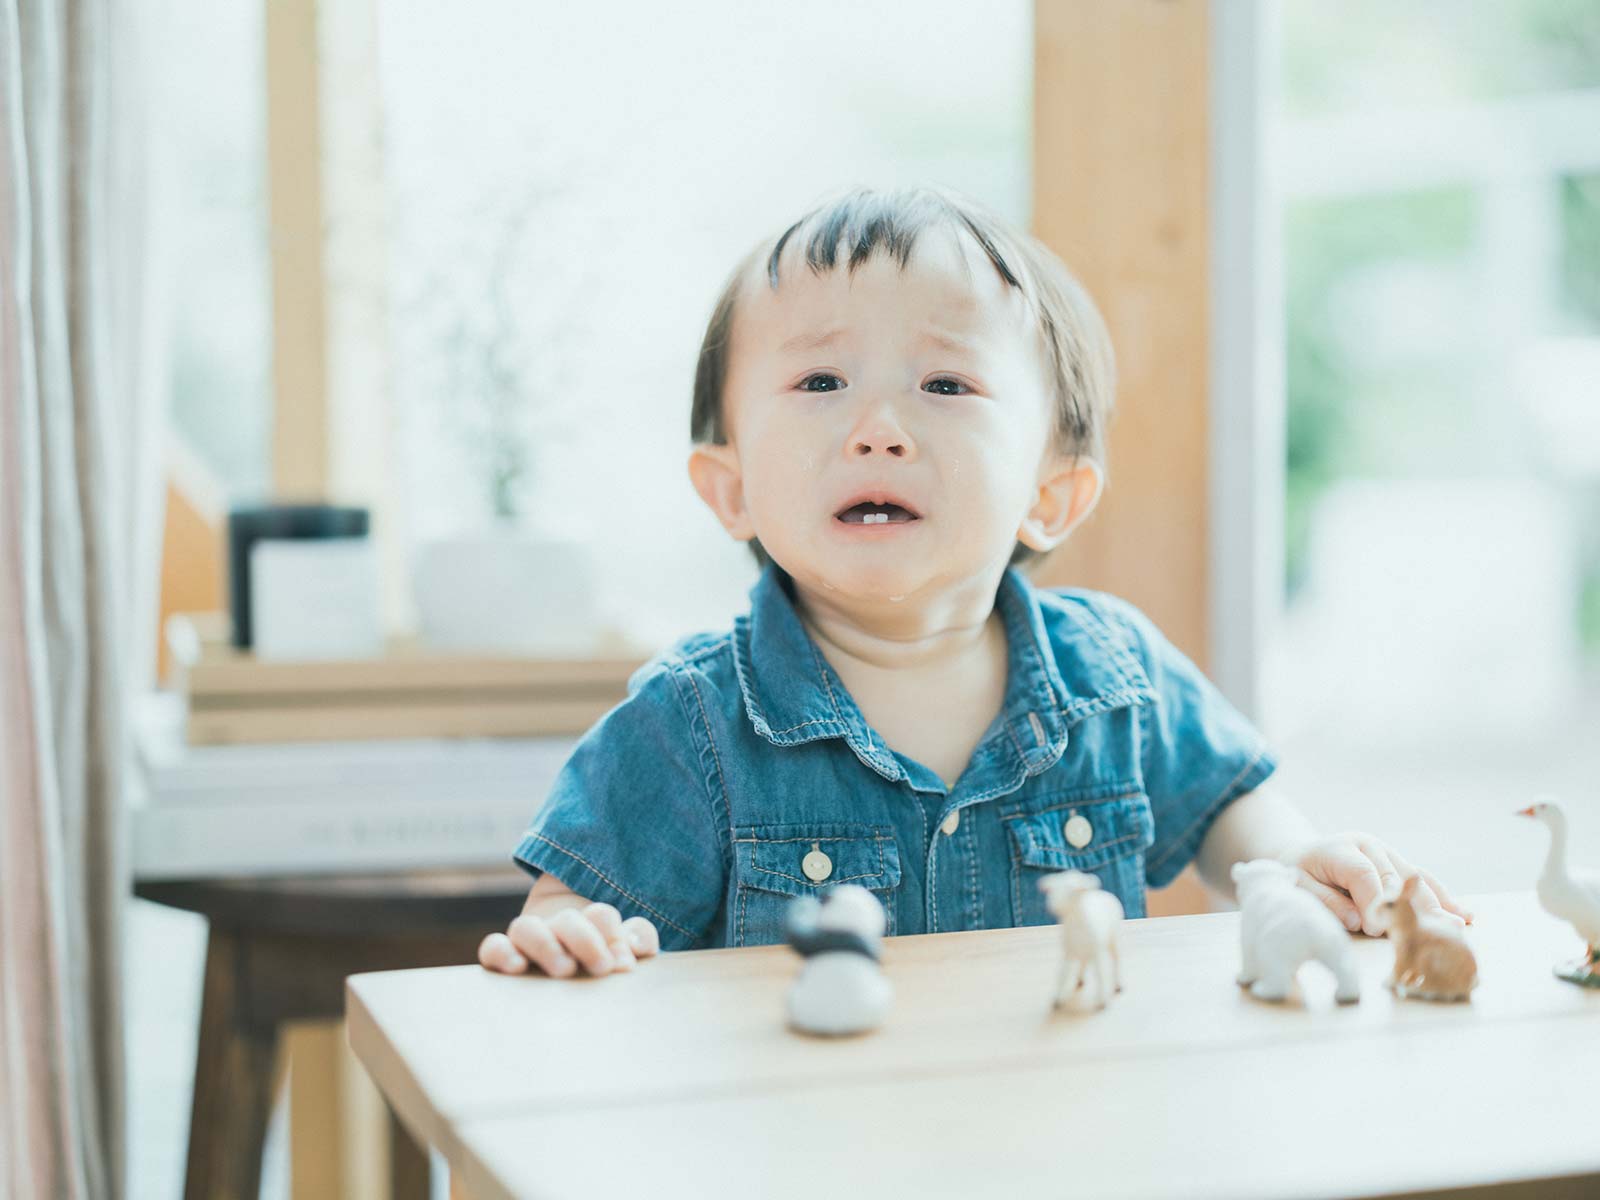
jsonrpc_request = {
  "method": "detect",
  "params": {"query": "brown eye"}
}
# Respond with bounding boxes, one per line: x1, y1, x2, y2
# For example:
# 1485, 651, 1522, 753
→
799, 373, 845, 393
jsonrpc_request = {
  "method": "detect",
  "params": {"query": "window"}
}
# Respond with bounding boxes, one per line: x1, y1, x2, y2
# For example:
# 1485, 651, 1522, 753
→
378, 0, 1033, 643
1267, 0, 1600, 889
147, 0, 273, 500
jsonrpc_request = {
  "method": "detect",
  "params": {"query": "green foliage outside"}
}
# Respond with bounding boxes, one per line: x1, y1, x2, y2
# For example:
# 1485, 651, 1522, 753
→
1283, 189, 1477, 595
1282, 1, 1600, 657
1282, 0, 1600, 118
1562, 174, 1600, 327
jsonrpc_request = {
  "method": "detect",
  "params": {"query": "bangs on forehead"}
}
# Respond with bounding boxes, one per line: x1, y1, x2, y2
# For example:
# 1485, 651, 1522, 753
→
765, 188, 1025, 295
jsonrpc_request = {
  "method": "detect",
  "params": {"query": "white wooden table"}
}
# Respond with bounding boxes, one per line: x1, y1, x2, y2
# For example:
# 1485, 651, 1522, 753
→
346, 892, 1600, 1199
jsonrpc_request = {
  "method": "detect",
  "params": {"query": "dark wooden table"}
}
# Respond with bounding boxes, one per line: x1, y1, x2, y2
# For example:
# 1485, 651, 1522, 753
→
135, 867, 530, 1200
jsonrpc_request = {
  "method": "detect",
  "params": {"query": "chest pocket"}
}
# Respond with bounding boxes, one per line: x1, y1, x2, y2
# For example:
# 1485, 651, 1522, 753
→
1004, 792, 1155, 925
730, 823, 902, 948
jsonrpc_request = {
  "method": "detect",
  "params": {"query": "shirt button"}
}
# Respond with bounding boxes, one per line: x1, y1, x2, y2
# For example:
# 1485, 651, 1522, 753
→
940, 810, 961, 836
1064, 813, 1094, 849
802, 849, 834, 882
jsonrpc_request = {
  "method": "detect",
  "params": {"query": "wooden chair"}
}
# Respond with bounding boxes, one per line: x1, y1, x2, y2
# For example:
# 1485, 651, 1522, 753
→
135, 868, 529, 1200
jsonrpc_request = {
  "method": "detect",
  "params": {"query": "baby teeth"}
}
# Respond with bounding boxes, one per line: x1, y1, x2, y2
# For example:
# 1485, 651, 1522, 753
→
865, 512, 888, 524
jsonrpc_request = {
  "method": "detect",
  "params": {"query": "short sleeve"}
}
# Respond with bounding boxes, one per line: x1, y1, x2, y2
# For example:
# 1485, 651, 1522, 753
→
1106, 601, 1277, 890
513, 665, 728, 950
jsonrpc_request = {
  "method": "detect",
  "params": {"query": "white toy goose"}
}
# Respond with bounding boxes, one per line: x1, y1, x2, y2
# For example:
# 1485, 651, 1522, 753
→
1516, 798, 1600, 987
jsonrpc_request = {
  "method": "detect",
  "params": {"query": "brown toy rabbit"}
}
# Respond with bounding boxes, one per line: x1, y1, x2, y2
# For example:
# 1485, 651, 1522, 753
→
1373, 875, 1478, 1002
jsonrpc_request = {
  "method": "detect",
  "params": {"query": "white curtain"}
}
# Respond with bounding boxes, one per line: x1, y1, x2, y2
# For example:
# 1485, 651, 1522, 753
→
1, 1, 152, 1197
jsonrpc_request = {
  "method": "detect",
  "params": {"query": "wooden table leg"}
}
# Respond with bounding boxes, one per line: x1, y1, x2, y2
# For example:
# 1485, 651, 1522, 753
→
388, 1103, 431, 1200
185, 928, 278, 1200
288, 1022, 347, 1199
288, 1018, 419, 1200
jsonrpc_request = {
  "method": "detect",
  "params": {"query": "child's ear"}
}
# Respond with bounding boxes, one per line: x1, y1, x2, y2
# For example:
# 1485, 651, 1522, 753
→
687, 442, 756, 542
1017, 455, 1104, 553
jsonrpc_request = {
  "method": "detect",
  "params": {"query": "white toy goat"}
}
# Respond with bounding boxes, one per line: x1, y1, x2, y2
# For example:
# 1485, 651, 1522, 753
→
1038, 870, 1124, 1010
784, 885, 893, 1036
1232, 858, 1361, 1005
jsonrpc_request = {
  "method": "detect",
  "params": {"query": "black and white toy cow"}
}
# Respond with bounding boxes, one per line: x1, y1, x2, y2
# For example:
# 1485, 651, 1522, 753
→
784, 884, 893, 1036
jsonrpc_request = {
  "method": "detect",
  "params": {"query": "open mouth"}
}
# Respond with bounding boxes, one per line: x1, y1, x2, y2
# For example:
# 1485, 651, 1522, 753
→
834, 500, 921, 526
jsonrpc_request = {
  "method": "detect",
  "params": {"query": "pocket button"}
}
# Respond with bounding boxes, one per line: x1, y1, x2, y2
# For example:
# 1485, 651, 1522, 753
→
1064, 813, 1094, 849
802, 849, 834, 882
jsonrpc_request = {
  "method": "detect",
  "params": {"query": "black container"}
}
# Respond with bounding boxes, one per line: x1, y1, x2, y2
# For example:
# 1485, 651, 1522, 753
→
227, 504, 370, 649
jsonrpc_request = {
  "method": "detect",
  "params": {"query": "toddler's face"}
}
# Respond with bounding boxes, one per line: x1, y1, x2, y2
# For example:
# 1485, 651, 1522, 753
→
696, 226, 1084, 603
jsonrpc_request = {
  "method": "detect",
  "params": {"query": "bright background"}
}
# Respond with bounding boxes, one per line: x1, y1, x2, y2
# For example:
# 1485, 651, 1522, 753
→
135, 3, 1600, 1196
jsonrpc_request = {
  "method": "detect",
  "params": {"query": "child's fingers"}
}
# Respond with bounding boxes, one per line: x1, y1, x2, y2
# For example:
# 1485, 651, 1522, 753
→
1330, 849, 1388, 933
1388, 852, 1472, 924
1409, 878, 1464, 926
478, 931, 529, 974
582, 902, 626, 940
1422, 869, 1472, 923
508, 915, 578, 978
621, 916, 660, 958
493, 907, 653, 978
581, 902, 637, 971
1299, 874, 1362, 932
1301, 843, 1384, 932
549, 908, 617, 975
1357, 838, 1405, 904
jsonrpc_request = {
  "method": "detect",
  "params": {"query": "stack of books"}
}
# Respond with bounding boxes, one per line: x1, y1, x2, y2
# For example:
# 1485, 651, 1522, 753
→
166, 613, 648, 745
132, 694, 578, 878
129, 615, 650, 879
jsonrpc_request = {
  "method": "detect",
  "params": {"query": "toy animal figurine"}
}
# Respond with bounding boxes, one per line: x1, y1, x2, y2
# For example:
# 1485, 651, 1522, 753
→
1038, 870, 1123, 1011
1232, 859, 1360, 1005
1516, 798, 1600, 988
784, 885, 893, 1036
1370, 875, 1478, 1001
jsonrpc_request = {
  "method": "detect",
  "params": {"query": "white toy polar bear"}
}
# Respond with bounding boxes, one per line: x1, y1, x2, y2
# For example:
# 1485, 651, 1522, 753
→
1232, 859, 1360, 1005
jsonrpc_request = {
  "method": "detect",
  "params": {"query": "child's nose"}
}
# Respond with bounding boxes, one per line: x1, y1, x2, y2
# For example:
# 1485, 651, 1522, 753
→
845, 402, 917, 461
851, 434, 909, 458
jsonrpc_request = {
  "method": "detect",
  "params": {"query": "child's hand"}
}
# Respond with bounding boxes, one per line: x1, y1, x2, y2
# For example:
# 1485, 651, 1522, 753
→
478, 901, 661, 977
1284, 833, 1473, 936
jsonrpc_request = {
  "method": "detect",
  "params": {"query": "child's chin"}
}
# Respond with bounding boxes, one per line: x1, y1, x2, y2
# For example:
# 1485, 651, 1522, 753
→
807, 558, 928, 602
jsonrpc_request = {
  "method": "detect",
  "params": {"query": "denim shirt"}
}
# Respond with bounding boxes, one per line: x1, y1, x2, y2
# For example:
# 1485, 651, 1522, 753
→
513, 564, 1275, 950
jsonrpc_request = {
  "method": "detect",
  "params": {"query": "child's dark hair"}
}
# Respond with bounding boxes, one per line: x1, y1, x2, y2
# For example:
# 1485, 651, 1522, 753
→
690, 186, 1116, 565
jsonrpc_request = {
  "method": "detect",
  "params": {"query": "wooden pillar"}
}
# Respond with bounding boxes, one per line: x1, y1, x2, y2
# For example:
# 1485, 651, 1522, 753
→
1032, 0, 1212, 661
264, 0, 405, 623
265, 0, 331, 500
1032, 0, 1215, 916
262, 1, 397, 1189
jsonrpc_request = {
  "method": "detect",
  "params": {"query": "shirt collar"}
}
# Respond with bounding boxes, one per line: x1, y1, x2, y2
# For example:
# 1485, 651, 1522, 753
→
731, 563, 1145, 795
